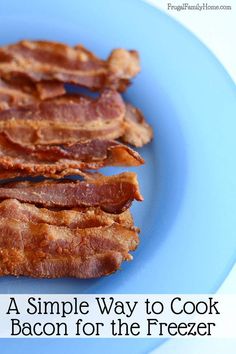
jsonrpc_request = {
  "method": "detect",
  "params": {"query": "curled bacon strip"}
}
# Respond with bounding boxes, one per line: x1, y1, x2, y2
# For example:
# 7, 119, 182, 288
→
0, 90, 152, 147
0, 132, 144, 178
0, 40, 140, 92
0, 172, 143, 213
0, 218, 139, 278
0, 89, 126, 144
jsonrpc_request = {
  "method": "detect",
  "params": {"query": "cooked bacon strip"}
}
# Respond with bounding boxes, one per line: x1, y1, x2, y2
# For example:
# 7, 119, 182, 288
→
0, 218, 139, 278
0, 40, 140, 92
0, 78, 38, 110
0, 172, 143, 213
0, 91, 152, 147
0, 78, 67, 109
0, 199, 135, 229
0, 89, 126, 144
0, 249, 124, 279
0, 89, 125, 123
51, 94, 153, 147
0, 132, 144, 178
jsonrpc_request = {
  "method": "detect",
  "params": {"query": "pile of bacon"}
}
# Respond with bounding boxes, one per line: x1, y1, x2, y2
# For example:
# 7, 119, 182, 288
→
0, 40, 153, 279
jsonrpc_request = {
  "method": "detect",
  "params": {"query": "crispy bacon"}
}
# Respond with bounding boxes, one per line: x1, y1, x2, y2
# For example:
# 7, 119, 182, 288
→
0, 78, 38, 110
0, 199, 135, 229
0, 172, 143, 213
0, 40, 149, 280
0, 89, 126, 144
0, 218, 139, 278
0, 132, 144, 178
122, 103, 154, 147
0, 90, 152, 147
0, 40, 140, 92
53, 94, 153, 147
0, 77, 67, 109
0, 89, 125, 123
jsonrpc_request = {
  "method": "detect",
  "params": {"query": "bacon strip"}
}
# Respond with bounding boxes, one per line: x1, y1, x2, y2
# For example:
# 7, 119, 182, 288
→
0, 172, 143, 213
0, 199, 135, 230
0, 218, 139, 278
0, 89, 125, 123
0, 78, 38, 110
0, 132, 144, 178
0, 91, 152, 147
0, 77, 66, 109
0, 40, 140, 92
0, 89, 126, 144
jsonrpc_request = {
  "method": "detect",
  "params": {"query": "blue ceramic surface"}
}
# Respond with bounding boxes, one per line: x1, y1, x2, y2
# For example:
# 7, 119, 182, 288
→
0, 0, 235, 353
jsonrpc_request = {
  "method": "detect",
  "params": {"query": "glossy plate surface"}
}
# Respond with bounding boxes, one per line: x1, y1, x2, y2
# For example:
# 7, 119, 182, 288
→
0, 0, 235, 353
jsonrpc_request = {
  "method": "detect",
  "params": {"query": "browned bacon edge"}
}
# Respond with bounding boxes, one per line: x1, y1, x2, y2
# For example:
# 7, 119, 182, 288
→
0, 132, 144, 178
0, 40, 140, 92
122, 103, 154, 147
0, 199, 135, 229
0, 90, 153, 147
0, 172, 143, 213
0, 218, 139, 278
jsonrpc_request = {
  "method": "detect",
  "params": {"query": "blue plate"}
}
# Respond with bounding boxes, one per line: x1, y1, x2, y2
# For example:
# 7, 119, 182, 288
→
0, 0, 236, 353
